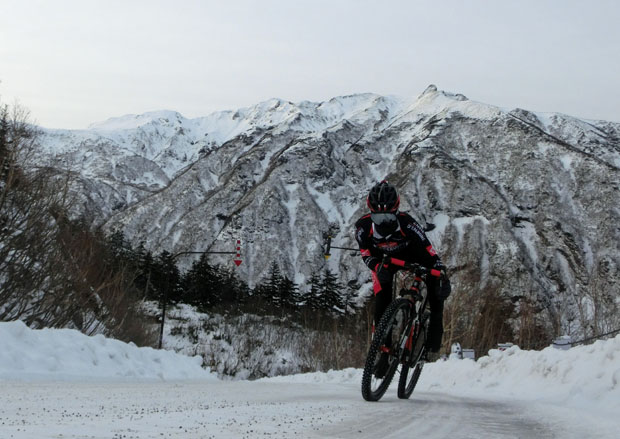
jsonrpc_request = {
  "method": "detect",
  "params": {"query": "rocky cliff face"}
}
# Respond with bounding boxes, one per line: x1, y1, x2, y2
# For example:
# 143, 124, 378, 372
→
36, 85, 620, 335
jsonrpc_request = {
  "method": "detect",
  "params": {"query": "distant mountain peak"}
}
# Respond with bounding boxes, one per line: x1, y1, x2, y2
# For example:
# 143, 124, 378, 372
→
422, 84, 438, 95
88, 110, 185, 131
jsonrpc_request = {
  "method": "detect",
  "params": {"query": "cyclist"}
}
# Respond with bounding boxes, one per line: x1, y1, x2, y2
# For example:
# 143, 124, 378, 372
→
354, 181, 451, 372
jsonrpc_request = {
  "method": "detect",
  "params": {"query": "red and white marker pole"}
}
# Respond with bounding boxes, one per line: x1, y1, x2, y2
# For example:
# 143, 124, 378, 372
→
234, 239, 242, 266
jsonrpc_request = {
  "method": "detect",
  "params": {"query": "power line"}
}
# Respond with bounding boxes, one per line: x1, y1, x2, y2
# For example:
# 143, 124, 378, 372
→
568, 327, 620, 346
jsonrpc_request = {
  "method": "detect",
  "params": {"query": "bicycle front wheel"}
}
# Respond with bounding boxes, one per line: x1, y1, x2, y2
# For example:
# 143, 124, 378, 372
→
361, 298, 412, 402
397, 312, 428, 399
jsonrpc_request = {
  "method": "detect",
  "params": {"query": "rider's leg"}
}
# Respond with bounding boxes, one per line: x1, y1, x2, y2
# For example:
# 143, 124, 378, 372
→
372, 269, 395, 378
425, 278, 445, 353
371, 266, 395, 326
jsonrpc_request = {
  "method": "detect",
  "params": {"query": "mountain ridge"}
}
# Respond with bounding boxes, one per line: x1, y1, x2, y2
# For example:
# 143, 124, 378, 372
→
35, 85, 620, 338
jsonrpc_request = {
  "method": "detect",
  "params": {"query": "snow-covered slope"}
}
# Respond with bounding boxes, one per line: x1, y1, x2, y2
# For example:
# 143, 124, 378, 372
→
34, 85, 620, 337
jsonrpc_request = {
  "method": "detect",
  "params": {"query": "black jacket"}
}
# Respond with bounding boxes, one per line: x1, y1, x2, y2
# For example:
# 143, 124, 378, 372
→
354, 212, 440, 272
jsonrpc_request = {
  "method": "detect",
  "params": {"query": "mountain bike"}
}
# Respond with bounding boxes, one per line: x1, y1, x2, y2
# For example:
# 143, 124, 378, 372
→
361, 256, 436, 401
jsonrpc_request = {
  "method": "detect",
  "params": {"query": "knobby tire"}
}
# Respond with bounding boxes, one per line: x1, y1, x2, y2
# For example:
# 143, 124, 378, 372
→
397, 361, 424, 399
397, 311, 428, 399
361, 298, 412, 402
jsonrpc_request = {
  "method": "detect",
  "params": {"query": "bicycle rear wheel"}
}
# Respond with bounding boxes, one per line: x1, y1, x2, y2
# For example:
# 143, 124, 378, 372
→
397, 312, 428, 399
361, 298, 412, 402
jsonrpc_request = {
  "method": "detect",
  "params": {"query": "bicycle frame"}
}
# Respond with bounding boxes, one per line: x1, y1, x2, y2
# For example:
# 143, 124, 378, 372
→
400, 275, 429, 365
389, 257, 433, 366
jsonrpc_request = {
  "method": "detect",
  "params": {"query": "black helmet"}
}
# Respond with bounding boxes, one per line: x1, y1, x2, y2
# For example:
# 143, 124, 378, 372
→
367, 180, 400, 213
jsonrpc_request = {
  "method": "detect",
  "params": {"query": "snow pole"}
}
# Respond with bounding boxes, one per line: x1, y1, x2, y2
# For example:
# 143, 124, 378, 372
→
234, 239, 242, 266
323, 235, 358, 260
324, 235, 332, 260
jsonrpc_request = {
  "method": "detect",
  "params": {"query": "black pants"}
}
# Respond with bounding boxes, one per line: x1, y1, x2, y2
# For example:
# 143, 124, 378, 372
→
373, 266, 444, 352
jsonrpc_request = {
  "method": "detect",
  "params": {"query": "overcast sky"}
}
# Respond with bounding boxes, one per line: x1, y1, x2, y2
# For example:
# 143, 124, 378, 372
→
1, 0, 619, 129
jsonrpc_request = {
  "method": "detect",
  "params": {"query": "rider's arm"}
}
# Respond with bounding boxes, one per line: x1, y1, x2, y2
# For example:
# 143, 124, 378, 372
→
355, 219, 381, 272
400, 213, 441, 268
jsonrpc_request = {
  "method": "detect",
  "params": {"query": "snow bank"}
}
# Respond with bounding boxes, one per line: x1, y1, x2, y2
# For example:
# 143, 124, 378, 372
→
0, 321, 217, 382
418, 337, 620, 415
264, 336, 620, 415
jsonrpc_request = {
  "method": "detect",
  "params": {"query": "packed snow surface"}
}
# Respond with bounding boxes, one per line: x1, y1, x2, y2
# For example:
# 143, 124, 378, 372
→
1, 321, 619, 438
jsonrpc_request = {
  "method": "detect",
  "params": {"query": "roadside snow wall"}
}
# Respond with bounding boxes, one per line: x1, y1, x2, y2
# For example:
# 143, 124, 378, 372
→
0, 320, 217, 381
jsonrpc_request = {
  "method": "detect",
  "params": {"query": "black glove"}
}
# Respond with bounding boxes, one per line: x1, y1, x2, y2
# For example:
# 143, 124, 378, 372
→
438, 274, 451, 299
434, 261, 451, 299
374, 261, 392, 283
433, 261, 446, 272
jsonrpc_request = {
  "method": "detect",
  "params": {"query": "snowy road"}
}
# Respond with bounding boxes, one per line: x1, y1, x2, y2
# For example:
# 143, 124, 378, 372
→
2, 323, 618, 438
1, 379, 614, 439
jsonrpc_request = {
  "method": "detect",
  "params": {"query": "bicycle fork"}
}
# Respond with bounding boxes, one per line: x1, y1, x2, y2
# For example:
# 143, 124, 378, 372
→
399, 277, 424, 363
404, 320, 419, 352
399, 317, 419, 363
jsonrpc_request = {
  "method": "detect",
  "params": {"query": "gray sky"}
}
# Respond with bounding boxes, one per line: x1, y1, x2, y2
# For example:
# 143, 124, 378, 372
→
1, 0, 619, 129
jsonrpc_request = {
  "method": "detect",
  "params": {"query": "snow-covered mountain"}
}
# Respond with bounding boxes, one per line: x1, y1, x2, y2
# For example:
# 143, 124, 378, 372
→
36, 85, 620, 336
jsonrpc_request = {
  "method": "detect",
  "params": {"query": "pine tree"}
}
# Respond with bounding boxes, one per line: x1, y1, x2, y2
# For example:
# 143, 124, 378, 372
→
318, 268, 345, 314
342, 279, 360, 315
279, 275, 301, 309
181, 254, 221, 309
254, 261, 285, 310
151, 250, 182, 304
214, 264, 248, 306
301, 271, 322, 310
218, 265, 250, 306
106, 230, 135, 267
135, 243, 156, 300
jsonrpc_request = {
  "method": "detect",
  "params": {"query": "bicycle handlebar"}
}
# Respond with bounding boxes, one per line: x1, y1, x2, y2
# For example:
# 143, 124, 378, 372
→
383, 255, 442, 278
